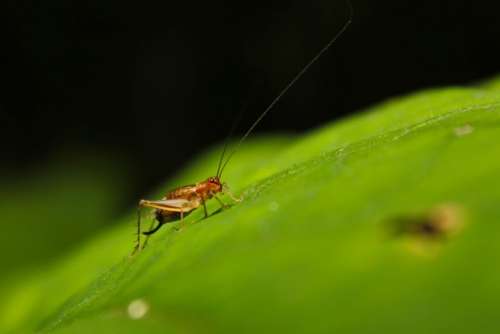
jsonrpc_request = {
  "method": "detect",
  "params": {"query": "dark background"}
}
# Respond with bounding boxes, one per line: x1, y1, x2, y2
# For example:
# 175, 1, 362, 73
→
2, 0, 499, 207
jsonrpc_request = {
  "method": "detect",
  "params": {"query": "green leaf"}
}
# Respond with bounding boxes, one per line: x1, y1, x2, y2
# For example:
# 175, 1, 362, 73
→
2, 77, 500, 334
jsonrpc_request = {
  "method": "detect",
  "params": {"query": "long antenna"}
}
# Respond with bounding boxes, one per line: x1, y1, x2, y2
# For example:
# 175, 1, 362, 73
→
218, 0, 353, 177
216, 99, 251, 177
215, 124, 235, 177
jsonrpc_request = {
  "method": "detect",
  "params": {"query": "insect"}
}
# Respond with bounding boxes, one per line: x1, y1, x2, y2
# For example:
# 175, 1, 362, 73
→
133, 0, 353, 254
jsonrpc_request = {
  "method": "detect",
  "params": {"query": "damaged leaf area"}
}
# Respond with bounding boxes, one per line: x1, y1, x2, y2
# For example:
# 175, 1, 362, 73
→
2, 77, 500, 334
391, 203, 465, 240
389, 203, 466, 256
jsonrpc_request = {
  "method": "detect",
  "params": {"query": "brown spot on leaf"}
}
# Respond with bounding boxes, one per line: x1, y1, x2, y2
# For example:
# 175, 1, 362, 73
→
389, 203, 466, 256
391, 203, 465, 240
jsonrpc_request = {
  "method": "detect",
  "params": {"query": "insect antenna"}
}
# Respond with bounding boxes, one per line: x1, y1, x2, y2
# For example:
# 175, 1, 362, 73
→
215, 103, 248, 177
215, 135, 230, 178
218, 0, 353, 177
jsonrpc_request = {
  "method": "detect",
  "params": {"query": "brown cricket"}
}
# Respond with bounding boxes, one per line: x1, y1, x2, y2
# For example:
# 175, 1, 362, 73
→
134, 144, 243, 254
133, 0, 352, 253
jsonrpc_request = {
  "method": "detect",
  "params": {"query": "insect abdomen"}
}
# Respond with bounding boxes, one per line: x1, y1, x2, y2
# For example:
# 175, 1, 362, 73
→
155, 209, 189, 224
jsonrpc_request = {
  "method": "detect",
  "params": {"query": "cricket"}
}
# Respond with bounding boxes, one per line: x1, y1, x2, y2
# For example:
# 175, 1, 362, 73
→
133, 0, 353, 254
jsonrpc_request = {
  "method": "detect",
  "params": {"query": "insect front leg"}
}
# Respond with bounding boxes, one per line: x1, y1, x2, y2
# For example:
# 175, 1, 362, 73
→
222, 183, 243, 203
226, 190, 242, 203
214, 195, 229, 210
202, 199, 208, 218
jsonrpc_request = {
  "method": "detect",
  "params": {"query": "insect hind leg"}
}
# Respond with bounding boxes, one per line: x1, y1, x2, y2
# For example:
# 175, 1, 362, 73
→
132, 205, 143, 255
143, 221, 164, 236
142, 218, 163, 250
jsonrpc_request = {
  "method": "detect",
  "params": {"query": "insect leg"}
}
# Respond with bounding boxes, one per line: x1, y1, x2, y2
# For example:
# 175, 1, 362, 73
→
176, 210, 185, 230
202, 199, 208, 218
214, 195, 229, 209
222, 183, 242, 203
143, 220, 163, 235
139, 199, 193, 212
140, 199, 194, 231
142, 219, 162, 250
132, 206, 142, 255
227, 190, 242, 203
